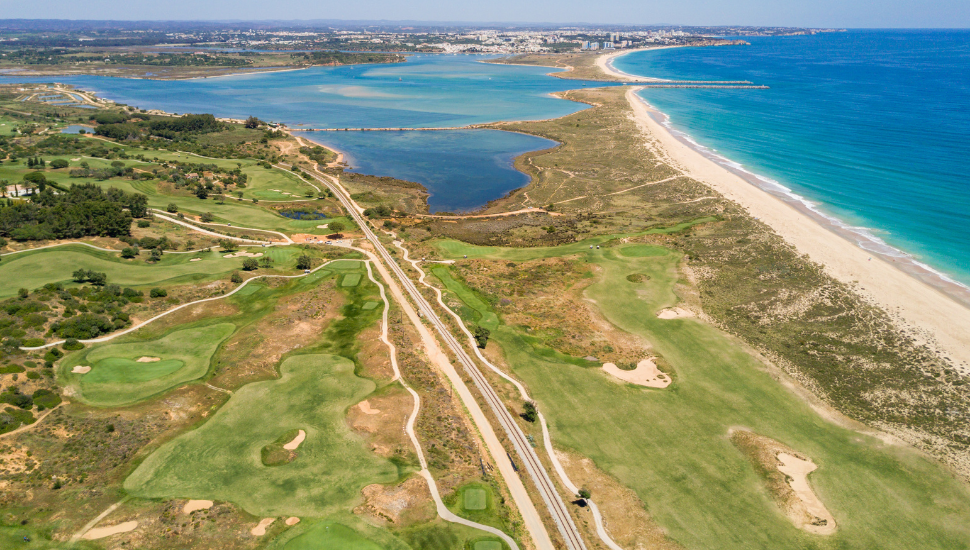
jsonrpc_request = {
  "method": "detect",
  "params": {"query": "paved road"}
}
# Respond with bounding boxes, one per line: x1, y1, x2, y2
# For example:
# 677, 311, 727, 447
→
305, 168, 589, 550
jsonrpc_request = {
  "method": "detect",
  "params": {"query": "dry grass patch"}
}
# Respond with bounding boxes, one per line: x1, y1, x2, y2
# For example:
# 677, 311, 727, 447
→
355, 477, 435, 526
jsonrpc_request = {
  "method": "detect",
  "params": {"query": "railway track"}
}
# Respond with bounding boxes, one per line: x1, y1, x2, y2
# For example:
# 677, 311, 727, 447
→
305, 167, 589, 550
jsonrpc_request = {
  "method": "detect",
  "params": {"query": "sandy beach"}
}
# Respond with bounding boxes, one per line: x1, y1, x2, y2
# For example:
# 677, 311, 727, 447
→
594, 47, 682, 82
597, 54, 970, 370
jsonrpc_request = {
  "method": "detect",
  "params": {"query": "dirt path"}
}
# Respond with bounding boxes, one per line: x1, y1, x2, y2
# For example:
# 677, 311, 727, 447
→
153, 211, 293, 244
394, 241, 623, 550
0, 403, 64, 440
362, 260, 521, 550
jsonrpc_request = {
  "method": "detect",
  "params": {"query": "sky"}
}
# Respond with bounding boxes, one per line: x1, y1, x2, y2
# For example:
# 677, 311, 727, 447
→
1, 0, 969, 28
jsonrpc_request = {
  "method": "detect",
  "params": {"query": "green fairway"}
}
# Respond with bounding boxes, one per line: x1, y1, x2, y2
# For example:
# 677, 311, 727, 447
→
284, 522, 386, 550
241, 166, 318, 201
463, 488, 487, 511
66, 323, 234, 406
432, 240, 970, 550
123, 354, 399, 517
0, 244, 304, 298
474, 542, 503, 550
361, 301, 379, 310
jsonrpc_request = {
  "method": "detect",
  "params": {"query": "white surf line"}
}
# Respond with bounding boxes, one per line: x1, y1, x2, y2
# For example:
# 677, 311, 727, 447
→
20, 258, 354, 351
393, 240, 625, 550
363, 260, 521, 550
69, 496, 131, 544
152, 211, 293, 244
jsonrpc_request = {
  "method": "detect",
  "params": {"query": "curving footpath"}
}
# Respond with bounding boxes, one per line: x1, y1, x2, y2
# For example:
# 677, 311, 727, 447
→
20, 258, 353, 351
304, 167, 584, 550
394, 242, 625, 550
364, 261, 520, 550
152, 211, 293, 244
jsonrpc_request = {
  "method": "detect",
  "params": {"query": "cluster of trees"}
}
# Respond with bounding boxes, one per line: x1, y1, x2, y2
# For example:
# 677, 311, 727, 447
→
71, 269, 107, 286
69, 161, 134, 181
94, 113, 224, 141
0, 184, 147, 241
363, 205, 394, 219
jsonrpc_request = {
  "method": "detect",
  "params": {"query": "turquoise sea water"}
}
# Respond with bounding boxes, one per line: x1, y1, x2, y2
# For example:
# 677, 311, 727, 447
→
6, 54, 605, 212
614, 30, 970, 289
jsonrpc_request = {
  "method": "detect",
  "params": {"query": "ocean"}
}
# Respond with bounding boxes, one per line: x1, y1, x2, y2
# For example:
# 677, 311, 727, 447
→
613, 30, 970, 290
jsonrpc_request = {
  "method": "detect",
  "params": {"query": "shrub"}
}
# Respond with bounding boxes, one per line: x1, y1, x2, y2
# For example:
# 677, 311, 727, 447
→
17, 288, 28, 299
149, 288, 168, 298
230, 271, 243, 284
137, 220, 151, 228
522, 401, 538, 423
149, 248, 163, 262
473, 325, 490, 349
22, 338, 45, 348
49, 159, 69, 169
166, 203, 178, 213
63, 338, 84, 351
242, 258, 259, 271
32, 389, 61, 409
296, 254, 312, 270
54, 314, 112, 339
200, 212, 215, 223
121, 247, 138, 259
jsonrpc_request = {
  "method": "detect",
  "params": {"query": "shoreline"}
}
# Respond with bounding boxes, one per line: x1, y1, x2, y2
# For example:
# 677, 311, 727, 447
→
625, 86, 970, 370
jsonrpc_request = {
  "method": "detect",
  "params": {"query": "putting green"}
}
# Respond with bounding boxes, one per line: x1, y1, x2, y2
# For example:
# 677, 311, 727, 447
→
433, 241, 970, 549
473, 542, 502, 550
284, 522, 385, 550
361, 301, 379, 310
463, 488, 487, 511
124, 354, 399, 517
71, 323, 235, 407
341, 273, 362, 287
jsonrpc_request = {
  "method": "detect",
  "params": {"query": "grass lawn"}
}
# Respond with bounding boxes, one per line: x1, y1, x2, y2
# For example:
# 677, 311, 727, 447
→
242, 165, 319, 201
63, 323, 234, 406
463, 487, 487, 511
283, 522, 386, 550
341, 273, 362, 287
0, 245, 307, 298
432, 240, 970, 550
123, 353, 400, 517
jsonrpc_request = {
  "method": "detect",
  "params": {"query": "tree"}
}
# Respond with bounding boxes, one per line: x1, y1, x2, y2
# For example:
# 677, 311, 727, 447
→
88, 272, 107, 286
258, 256, 273, 268
121, 247, 138, 259
200, 212, 214, 223
149, 288, 167, 298
242, 258, 258, 271
50, 159, 69, 169
166, 203, 178, 213
72, 269, 88, 283
17, 288, 28, 299
244, 116, 261, 129
149, 247, 163, 262
328, 221, 344, 233
219, 239, 238, 253
577, 488, 592, 501
230, 271, 243, 284
195, 185, 209, 200
473, 325, 490, 349
522, 401, 538, 423
296, 254, 312, 270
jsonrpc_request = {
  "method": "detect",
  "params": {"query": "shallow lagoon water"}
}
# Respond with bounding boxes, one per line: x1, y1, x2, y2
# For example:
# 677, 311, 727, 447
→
300, 129, 556, 212
8, 54, 609, 211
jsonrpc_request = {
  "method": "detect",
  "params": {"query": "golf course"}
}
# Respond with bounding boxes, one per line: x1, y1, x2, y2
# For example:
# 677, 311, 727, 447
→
433, 238, 970, 550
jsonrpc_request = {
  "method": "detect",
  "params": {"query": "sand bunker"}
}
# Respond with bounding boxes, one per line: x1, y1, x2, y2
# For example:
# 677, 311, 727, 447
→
190, 258, 202, 262
776, 453, 838, 535
657, 307, 695, 319
82, 521, 138, 540
603, 358, 670, 388
285, 517, 301, 526
72, 365, 91, 374
316, 224, 329, 229
358, 400, 381, 415
282, 429, 306, 451
182, 500, 214, 514
251, 517, 275, 536
136, 356, 161, 363
223, 251, 263, 258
